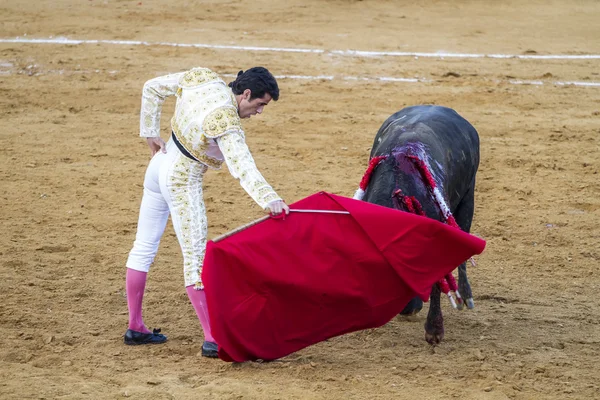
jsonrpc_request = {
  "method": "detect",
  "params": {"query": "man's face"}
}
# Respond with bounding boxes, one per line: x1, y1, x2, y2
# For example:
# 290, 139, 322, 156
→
238, 89, 273, 119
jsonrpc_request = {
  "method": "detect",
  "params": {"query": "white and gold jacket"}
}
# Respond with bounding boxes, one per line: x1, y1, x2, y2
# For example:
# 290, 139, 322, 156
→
139, 67, 281, 209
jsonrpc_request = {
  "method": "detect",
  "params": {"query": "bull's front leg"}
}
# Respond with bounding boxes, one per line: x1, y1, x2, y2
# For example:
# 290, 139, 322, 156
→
458, 261, 475, 309
454, 181, 476, 310
425, 283, 444, 344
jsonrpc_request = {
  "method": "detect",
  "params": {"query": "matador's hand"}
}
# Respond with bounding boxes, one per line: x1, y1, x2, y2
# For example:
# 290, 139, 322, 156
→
146, 137, 167, 157
266, 200, 290, 216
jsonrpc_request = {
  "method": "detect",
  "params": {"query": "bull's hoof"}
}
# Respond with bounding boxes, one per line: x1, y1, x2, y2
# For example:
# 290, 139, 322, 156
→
466, 297, 475, 309
425, 331, 444, 345
424, 315, 444, 344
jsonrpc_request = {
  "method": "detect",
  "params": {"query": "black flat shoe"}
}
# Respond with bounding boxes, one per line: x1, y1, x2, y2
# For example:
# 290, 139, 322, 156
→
201, 341, 219, 358
124, 328, 167, 345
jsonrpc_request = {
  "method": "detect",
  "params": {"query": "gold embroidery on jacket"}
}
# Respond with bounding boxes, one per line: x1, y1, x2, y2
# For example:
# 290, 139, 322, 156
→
203, 106, 242, 138
179, 68, 219, 88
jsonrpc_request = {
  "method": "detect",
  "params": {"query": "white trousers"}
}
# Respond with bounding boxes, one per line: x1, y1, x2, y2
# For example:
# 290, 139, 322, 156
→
126, 139, 209, 288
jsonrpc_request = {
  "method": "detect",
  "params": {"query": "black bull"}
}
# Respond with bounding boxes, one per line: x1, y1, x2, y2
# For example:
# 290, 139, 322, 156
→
361, 105, 480, 344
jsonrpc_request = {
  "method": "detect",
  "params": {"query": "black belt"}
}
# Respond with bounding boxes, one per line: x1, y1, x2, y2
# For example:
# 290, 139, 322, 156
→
171, 131, 198, 162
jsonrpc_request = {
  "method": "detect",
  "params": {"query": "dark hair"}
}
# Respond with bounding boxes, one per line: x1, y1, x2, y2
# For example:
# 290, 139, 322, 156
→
228, 67, 279, 101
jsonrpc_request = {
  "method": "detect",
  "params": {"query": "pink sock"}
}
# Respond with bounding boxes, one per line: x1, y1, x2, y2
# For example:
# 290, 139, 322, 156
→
126, 268, 152, 334
186, 286, 215, 343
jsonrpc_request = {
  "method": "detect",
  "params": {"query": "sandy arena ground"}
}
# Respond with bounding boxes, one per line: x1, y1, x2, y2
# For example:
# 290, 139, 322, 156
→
1, 1, 600, 399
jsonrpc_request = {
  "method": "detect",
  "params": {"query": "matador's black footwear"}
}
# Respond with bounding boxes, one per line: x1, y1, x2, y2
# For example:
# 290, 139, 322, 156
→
124, 328, 168, 345
201, 341, 219, 358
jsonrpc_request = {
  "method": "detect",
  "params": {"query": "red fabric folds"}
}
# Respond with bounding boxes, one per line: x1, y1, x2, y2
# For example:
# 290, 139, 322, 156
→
202, 192, 485, 362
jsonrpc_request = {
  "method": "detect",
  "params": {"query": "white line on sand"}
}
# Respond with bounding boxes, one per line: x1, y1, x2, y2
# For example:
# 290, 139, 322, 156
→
2, 37, 600, 60
3, 67, 598, 88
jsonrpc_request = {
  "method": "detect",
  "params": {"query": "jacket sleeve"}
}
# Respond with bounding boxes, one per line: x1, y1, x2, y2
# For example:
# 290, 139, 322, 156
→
139, 72, 184, 138
217, 131, 282, 209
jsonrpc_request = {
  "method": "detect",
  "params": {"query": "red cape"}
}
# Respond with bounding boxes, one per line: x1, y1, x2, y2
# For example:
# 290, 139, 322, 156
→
202, 192, 485, 362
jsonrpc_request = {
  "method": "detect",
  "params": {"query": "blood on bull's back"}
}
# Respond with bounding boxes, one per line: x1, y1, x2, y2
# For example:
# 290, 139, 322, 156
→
365, 105, 479, 217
